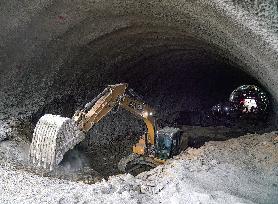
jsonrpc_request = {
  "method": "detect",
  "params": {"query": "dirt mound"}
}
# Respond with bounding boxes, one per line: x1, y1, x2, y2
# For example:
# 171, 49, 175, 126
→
0, 130, 277, 203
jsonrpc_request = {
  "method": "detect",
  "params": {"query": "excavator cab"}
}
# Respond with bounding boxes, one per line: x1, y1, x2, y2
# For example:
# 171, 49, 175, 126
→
155, 127, 181, 160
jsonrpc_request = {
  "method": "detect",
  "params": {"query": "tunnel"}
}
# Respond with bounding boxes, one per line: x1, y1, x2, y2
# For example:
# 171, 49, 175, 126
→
0, 1, 277, 179
46, 25, 274, 177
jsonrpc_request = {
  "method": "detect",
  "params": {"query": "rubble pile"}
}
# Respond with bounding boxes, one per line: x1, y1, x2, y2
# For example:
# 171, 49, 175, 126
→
0, 131, 277, 203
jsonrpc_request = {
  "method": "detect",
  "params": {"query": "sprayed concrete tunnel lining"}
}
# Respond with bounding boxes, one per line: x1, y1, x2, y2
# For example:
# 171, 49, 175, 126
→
0, 0, 277, 179
0, 1, 277, 120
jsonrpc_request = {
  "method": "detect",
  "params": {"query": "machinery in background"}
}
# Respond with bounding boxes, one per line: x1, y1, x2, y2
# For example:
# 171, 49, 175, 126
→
211, 85, 269, 120
29, 83, 188, 173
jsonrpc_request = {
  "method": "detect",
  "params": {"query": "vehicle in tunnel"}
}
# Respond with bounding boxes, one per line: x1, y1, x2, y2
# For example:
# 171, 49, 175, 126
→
229, 85, 269, 115
29, 83, 188, 173
210, 85, 270, 124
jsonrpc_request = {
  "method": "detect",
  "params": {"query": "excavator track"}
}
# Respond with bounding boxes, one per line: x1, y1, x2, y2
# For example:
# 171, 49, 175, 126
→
29, 114, 85, 171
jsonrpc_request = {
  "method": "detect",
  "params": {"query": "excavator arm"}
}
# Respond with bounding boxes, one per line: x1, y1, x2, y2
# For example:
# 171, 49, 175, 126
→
73, 83, 156, 144
119, 95, 156, 145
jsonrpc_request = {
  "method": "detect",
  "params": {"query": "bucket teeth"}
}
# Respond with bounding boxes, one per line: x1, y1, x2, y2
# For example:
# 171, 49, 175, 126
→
29, 114, 85, 171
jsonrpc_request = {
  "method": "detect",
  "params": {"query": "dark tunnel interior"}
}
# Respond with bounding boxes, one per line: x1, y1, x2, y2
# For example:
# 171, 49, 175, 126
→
36, 33, 274, 130
28, 28, 275, 178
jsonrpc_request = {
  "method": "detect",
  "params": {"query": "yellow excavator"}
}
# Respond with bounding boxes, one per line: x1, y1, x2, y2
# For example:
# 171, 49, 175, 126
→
29, 83, 187, 173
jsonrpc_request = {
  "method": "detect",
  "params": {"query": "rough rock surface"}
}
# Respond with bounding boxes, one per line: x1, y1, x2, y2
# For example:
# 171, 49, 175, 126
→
0, 0, 277, 127
0, 121, 10, 142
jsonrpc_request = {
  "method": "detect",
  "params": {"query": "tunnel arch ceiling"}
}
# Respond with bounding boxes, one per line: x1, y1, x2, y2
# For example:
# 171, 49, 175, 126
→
0, 0, 277, 125
44, 24, 269, 124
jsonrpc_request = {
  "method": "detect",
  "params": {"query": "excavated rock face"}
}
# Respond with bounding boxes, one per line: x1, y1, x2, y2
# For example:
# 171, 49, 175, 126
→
0, 0, 277, 142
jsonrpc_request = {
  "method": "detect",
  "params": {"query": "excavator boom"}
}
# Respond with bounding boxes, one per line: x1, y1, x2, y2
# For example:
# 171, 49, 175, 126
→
73, 83, 128, 132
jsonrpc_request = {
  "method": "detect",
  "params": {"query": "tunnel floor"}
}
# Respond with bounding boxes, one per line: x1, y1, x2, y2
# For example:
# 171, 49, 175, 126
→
0, 105, 275, 184
57, 120, 275, 181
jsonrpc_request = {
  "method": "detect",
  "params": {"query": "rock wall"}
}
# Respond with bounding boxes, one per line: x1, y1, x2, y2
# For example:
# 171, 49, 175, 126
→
0, 0, 277, 129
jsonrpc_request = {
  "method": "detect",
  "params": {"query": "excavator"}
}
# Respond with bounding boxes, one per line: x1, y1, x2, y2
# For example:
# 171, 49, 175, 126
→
29, 83, 187, 173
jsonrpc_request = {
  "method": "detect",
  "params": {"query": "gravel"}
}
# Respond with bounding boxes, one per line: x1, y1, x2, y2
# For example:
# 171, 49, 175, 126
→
0, 131, 277, 204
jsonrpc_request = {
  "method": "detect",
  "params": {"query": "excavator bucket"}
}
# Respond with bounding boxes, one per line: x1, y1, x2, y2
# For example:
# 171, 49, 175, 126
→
29, 114, 85, 171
